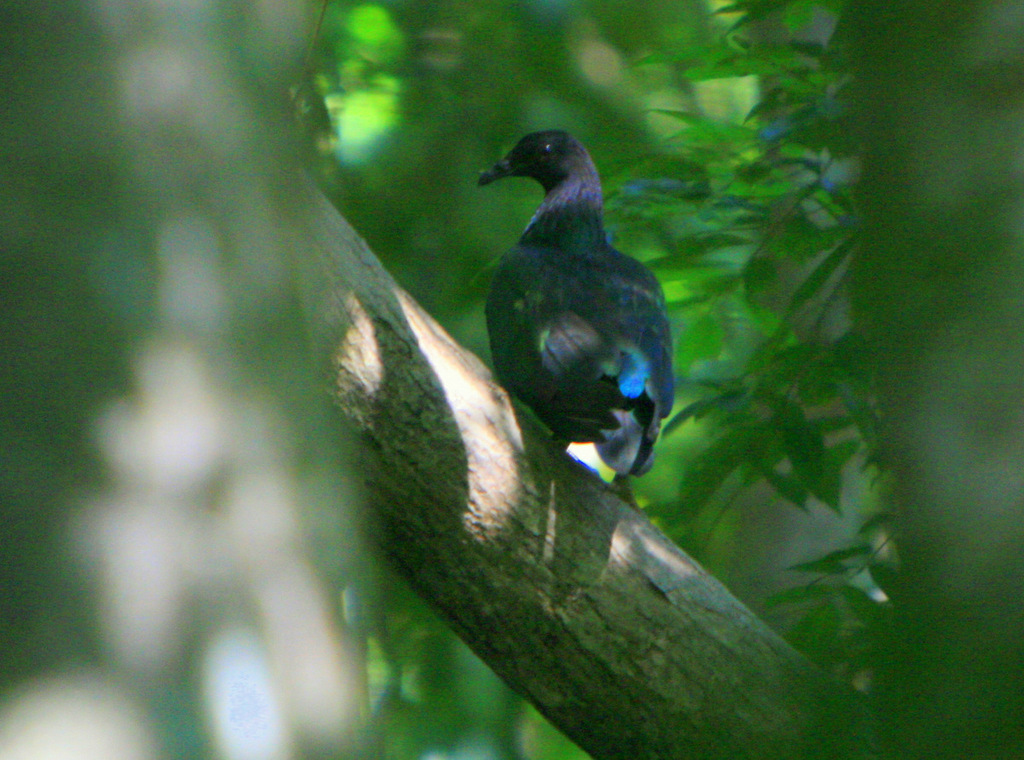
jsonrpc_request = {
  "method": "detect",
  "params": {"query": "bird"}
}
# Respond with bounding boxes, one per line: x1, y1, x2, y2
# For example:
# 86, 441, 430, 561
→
479, 130, 674, 476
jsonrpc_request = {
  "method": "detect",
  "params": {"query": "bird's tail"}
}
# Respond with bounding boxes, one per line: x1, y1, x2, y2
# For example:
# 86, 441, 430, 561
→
596, 409, 657, 476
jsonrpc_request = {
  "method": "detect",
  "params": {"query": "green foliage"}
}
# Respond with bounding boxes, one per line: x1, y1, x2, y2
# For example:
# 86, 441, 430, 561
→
609, 0, 893, 687
319, 3, 405, 161
313, 0, 894, 755
767, 517, 895, 680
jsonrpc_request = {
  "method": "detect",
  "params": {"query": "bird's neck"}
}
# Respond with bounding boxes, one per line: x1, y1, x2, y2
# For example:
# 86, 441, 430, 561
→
521, 169, 606, 252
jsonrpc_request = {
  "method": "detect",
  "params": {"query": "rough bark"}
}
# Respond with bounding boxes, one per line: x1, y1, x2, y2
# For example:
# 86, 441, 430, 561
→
290, 178, 873, 760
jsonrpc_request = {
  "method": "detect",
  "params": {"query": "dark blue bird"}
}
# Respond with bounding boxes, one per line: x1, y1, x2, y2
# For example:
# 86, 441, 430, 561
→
479, 130, 674, 476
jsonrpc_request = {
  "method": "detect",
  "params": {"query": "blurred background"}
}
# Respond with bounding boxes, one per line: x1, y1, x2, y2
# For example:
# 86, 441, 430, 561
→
1, 0, 885, 758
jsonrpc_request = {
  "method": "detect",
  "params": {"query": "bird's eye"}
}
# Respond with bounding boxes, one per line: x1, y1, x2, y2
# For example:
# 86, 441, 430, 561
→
542, 143, 553, 154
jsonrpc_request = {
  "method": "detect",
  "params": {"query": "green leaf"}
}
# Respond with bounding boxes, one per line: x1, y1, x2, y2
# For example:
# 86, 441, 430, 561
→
789, 545, 871, 575
818, 437, 860, 510
761, 465, 810, 509
676, 312, 725, 368
663, 387, 749, 435
868, 563, 899, 600
775, 398, 825, 494
858, 510, 892, 535
676, 427, 763, 516
787, 236, 855, 315
743, 257, 776, 297
786, 600, 842, 660
663, 399, 715, 436
647, 108, 701, 124
767, 214, 848, 263
783, 0, 816, 32
765, 583, 832, 608
839, 585, 885, 624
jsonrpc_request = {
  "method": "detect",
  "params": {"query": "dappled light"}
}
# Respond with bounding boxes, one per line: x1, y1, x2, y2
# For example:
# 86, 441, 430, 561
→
602, 514, 709, 608
337, 292, 384, 397
326, 3, 405, 164
203, 629, 287, 760
607, 521, 699, 580
541, 481, 559, 565
574, 35, 626, 89
79, 336, 362, 757
0, 677, 155, 760
396, 289, 526, 539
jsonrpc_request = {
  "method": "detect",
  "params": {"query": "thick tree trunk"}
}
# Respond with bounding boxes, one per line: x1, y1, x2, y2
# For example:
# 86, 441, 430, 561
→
851, 1, 1024, 756
292, 179, 873, 760
1, 3, 367, 759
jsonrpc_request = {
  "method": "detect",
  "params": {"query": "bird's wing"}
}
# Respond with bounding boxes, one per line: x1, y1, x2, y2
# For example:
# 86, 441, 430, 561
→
570, 252, 674, 475
573, 254, 674, 415
486, 246, 625, 440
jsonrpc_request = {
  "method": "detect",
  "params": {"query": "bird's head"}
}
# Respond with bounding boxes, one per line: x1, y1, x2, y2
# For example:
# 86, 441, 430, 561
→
479, 130, 592, 193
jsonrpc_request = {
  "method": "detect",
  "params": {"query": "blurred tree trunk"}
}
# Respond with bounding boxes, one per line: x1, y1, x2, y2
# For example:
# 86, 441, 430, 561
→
2, 2, 366, 759
851, 1, 1024, 756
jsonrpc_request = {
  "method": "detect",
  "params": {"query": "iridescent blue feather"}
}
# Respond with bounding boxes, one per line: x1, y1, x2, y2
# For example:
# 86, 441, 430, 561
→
481, 130, 674, 475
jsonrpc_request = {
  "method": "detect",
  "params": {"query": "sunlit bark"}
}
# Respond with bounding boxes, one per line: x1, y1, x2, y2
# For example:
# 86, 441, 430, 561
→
296, 179, 873, 760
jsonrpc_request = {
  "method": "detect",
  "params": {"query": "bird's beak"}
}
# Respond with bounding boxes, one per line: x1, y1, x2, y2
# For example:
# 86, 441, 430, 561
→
478, 157, 512, 186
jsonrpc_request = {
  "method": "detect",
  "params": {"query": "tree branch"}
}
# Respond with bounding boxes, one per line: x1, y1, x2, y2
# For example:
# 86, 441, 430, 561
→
291, 177, 873, 760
